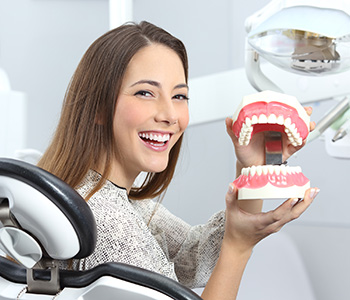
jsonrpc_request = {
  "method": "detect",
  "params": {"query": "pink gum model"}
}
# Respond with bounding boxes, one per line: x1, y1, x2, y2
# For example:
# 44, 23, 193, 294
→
232, 91, 310, 200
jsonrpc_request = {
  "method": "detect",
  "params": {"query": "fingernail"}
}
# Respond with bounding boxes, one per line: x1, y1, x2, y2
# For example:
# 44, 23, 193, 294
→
291, 198, 299, 207
228, 183, 235, 194
309, 188, 320, 199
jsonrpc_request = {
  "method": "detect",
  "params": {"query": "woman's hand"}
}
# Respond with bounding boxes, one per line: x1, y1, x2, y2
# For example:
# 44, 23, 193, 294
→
223, 183, 319, 254
201, 184, 319, 300
226, 106, 316, 168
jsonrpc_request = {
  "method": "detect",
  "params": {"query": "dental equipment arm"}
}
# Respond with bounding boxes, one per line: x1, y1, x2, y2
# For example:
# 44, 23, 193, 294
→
307, 97, 350, 143
245, 44, 283, 93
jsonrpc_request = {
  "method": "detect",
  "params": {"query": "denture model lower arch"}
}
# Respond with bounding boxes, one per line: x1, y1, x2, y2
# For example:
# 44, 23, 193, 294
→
233, 165, 310, 200
231, 91, 311, 200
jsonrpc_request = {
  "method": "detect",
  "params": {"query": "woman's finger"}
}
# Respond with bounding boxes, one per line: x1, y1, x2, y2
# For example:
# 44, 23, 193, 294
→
290, 187, 320, 218
226, 183, 239, 210
225, 117, 236, 140
257, 197, 296, 228
304, 106, 313, 116
256, 187, 319, 231
310, 121, 316, 132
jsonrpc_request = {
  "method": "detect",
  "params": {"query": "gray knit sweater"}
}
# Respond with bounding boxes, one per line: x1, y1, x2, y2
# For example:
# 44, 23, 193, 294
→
72, 170, 225, 288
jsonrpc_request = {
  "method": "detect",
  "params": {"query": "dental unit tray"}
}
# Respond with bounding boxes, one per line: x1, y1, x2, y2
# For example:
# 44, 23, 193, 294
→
232, 90, 310, 200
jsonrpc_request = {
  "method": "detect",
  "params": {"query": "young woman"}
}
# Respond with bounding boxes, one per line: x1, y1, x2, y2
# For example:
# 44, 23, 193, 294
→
38, 21, 319, 299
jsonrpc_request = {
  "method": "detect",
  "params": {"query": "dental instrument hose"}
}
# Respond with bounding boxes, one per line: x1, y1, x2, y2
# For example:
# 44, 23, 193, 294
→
307, 97, 350, 143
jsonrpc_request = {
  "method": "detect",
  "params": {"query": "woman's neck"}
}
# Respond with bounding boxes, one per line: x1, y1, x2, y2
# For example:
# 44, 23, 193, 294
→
95, 155, 139, 193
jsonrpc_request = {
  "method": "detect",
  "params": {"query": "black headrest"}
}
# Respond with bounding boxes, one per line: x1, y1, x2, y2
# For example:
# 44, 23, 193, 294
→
0, 158, 96, 259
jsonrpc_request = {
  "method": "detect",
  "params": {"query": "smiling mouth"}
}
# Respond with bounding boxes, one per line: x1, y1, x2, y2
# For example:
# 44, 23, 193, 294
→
138, 132, 171, 147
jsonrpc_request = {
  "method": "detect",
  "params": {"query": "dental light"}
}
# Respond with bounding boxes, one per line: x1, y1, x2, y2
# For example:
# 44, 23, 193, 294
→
245, 0, 350, 158
246, 0, 350, 85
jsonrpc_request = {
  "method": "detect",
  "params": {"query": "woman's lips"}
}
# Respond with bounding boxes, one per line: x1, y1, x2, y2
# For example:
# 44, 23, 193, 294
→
138, 131, 172, 152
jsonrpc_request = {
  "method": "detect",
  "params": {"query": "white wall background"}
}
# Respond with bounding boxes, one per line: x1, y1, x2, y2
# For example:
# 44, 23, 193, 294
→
0, 0, 110, 152
1, 0, 349, 299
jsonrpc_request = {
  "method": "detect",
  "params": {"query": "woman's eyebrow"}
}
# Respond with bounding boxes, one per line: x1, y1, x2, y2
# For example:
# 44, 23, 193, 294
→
130, 80, 188, 90
130, 80, 161, 88
174, 83, 189, 90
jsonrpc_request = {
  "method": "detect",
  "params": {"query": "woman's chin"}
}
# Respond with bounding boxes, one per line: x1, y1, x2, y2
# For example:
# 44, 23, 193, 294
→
144, 160, 169, 174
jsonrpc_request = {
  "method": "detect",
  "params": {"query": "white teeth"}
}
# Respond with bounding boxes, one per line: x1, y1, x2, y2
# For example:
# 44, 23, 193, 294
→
256, 166, 263, 176
250, 165, 257, 176
245, 117, 251, 127
277, 115, 284, 125
284, 117, 292, 128
262, 166, 268, 175
284, 120, 303, 146
139, 133, 170, 143
274, 165, 280, 175
238, 113, 303, 146
281, 164, 287, 175
242, 167, 249, 176
242, 165, 302, 177
267, 114, 277, 124
239, 122, 253, 146
259, 114, 268, 124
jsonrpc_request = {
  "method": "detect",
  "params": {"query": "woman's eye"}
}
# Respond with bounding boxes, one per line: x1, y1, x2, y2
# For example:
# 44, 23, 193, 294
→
173, 94, 189, 101
135, 90, 153, 97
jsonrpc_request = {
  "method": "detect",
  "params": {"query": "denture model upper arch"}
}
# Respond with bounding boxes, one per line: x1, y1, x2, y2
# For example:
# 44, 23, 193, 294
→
232, 90, 310, 146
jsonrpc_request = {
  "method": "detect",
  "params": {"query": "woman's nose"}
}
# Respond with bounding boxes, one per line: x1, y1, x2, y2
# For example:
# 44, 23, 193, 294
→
155, 99, 178, 125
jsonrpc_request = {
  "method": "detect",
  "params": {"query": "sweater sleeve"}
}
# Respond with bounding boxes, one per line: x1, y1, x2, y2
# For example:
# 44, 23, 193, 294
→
132, 199, 226, 288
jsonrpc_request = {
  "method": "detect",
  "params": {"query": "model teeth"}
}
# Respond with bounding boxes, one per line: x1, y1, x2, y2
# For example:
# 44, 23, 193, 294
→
252, 115, 258, 124
267, 114, 277, 124
241, 165, 303, 177
139, 133, 170, 143
259, 114, 268, 124
277, 115, 284, 125
238, 114, 304, 147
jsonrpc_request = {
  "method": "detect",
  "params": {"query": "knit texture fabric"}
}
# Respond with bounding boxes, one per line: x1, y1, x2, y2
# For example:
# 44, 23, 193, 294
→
68, 170, 225, 288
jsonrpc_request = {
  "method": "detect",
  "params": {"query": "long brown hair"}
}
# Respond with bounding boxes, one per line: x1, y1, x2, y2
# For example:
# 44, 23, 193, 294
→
38, 21, 188, 200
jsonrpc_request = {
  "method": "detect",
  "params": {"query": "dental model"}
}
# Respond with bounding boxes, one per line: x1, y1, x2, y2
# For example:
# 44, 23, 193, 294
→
232, 90, 310, 200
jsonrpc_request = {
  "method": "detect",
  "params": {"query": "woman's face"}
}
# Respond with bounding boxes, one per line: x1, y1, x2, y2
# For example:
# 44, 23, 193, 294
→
112, 44, 189, 180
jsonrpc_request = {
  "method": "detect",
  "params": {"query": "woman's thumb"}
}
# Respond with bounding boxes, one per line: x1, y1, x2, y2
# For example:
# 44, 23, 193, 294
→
226, 183, 238, 208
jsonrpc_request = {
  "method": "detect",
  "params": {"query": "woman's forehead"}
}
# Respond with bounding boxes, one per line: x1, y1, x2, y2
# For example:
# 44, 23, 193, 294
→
122, 44, 186, 86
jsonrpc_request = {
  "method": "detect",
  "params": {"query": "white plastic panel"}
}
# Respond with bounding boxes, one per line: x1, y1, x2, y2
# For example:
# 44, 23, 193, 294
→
0, 277, 49, 300
0, 176, 80, 260
0, 227, 42, 268
0, 276, 176, 300
58, 277, 174, 300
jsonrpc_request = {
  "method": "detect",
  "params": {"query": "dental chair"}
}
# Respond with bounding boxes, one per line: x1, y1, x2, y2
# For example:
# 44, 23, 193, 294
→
0, 158, 202, 300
